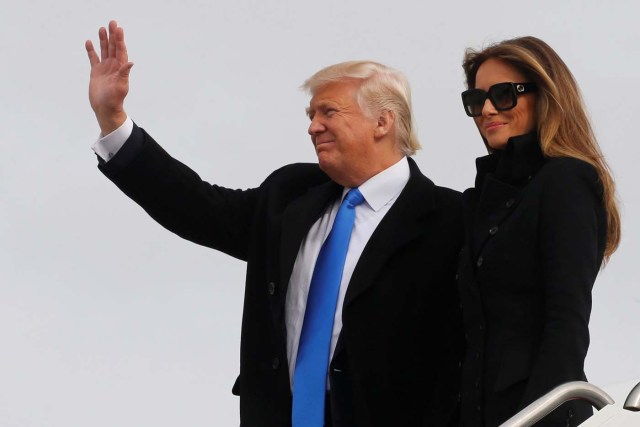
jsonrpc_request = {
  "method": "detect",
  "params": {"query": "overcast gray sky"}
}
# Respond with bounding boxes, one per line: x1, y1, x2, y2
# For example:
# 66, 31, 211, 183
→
1, 0, 638, 425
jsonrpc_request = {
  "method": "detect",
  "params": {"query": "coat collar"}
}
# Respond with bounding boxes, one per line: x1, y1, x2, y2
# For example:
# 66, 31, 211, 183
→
469, 133, 545, 259
475, 132, 545, 190
279, 157, 432, 304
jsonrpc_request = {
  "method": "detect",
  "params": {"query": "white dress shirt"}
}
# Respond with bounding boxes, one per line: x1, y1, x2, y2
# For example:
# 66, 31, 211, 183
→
92, 118, 410, 389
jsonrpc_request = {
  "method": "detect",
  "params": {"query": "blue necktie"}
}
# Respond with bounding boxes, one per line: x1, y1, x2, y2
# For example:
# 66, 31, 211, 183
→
292, 188, 365, 427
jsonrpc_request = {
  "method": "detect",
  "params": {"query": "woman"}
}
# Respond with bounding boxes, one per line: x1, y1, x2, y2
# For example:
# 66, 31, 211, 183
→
456, 36, 620, 427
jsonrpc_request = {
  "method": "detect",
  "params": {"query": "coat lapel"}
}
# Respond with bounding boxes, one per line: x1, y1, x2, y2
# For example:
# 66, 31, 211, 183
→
278, 180, 342, 299
343, 159, 436, 308
264, 178, 340, 384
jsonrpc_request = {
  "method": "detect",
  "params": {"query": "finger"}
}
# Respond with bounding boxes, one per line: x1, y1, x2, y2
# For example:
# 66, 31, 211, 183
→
99, 27, 108, 62
115, 27, 128, 64
85, 40, 100, 66
108, 20, 117, 59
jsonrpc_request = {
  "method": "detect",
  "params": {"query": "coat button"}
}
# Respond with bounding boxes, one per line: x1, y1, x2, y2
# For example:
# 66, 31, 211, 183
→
489, 226, 498, 235
271, 357, 280, 370
455, 273, 459, 280
479, 324, 484, 331
476, 256, 483, 267
267, 281, 276, 295
506, 198, 515, 208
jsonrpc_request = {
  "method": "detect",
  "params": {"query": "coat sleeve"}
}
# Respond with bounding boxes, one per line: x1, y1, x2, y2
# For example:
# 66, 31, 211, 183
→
519, 158, 606, 408
98, 123, 260, 261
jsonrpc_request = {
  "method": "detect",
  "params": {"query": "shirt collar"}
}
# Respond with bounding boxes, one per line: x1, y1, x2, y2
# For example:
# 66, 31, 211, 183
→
342, 157, 410, 212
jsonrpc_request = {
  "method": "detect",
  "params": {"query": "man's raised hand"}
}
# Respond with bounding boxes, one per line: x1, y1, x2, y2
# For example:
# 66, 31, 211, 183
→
85, 20, 134, 135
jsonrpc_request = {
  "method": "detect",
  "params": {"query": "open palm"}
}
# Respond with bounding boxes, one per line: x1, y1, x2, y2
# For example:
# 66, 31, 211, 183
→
85, 20, 133, 134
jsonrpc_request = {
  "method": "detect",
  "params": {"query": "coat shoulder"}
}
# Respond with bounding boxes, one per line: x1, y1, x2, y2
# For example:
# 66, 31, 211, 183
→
540, 156, 599, 182
408, 158, 463, 208
538, 157, 603, 197
259, 162, 330, 190
434, 185, 463, 202
426, 185, 464, 244
433, 184, 464, 216
264, 162, 326, 181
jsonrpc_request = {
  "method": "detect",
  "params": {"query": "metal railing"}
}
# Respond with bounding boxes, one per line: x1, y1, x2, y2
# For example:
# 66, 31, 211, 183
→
623, 382, 640, 412
498, 380, 640, 426
499, 381, 614, 427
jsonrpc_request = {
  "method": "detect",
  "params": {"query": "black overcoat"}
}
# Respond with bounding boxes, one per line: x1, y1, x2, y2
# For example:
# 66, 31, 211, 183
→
457, 133, 607, 426
98, 124, 465, 426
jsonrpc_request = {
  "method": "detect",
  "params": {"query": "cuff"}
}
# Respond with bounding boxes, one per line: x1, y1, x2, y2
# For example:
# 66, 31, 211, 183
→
91, 117, 134, 162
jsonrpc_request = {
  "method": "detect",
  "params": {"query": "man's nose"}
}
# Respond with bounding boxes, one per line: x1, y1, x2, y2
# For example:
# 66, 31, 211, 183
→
308, 117, 325, 135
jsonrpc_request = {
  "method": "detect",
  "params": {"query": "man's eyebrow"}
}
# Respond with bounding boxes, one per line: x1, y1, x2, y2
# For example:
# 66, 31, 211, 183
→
306, 101, 339, 118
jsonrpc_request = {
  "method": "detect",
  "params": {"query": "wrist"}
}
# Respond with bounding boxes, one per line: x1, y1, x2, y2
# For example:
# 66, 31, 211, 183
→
96, 110, 128, 136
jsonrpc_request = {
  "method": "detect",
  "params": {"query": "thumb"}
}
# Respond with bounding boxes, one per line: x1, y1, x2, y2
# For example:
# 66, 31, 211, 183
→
119, 62, 134, 78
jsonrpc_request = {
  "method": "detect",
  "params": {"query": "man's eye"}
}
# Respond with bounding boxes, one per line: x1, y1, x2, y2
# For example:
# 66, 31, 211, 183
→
326, 109, 336, 116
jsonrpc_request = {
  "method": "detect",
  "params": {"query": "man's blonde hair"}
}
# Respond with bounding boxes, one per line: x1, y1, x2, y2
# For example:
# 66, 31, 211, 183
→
302, 60, 420, 156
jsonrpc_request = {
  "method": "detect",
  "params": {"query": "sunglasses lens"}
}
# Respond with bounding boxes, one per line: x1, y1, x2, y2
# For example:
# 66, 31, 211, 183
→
462, 89, 486, 117
490, 83, 516, 110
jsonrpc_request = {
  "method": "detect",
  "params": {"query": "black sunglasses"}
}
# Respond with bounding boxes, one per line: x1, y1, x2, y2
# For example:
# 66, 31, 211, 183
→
461, 82, 537, 117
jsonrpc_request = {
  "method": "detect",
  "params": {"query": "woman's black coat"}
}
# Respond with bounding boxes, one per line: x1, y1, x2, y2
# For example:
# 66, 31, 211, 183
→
457, 133, 607, 426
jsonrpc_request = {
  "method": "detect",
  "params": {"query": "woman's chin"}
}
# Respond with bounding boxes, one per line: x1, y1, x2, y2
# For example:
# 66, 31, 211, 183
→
486, 137, 508, 151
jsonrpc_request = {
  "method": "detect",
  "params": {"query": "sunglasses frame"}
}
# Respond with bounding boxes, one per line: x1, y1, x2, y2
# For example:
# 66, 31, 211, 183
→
461, 82, 537, 117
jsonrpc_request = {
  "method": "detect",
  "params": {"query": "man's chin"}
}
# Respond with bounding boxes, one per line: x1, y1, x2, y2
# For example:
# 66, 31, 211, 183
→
317, 159, 333, 174
318, 159, 340, 180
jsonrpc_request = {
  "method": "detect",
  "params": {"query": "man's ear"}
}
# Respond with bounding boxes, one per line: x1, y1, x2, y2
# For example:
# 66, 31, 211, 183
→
374, 110, 395, 139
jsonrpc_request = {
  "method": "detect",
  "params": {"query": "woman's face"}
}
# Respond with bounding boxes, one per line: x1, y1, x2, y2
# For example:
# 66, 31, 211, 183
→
473, 58, 537, 150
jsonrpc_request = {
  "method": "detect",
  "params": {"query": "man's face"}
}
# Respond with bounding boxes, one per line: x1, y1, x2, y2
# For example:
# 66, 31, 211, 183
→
306, 80, 379, 187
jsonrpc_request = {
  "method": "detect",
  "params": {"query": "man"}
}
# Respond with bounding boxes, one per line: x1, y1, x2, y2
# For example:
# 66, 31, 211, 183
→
86, 20, 464, 427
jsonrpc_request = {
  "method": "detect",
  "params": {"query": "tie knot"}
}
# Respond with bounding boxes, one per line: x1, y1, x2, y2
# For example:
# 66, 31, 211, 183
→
344, 188, 364, 208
